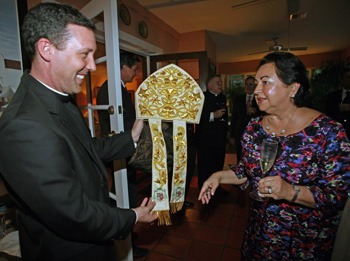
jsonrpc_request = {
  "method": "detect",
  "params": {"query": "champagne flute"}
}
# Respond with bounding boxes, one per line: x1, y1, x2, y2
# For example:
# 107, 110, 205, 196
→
249, 139, 278, 201
217, 101, 226, 121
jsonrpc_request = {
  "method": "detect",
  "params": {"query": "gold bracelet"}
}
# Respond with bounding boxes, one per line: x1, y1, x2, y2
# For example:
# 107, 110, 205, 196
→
290, 185, 300, 203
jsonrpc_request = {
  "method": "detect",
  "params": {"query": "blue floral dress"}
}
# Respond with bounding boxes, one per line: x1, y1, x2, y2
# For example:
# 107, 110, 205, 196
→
233, 114, 350, 260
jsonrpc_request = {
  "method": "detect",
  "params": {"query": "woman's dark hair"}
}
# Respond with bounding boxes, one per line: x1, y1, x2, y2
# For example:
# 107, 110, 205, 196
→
258, 52, 311, 107
22, 2, 95, 61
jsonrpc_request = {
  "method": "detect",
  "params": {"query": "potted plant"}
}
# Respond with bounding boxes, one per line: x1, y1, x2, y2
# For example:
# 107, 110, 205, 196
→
310, 58, 350, 112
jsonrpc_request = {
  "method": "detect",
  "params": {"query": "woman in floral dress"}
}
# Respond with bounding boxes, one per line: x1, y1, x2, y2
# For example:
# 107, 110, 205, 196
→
198, 52, 350, 260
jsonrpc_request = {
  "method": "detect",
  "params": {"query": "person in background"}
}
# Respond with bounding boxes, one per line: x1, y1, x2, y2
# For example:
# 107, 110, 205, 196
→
0, 3, 157, 260
96, 52, 149, 258
230, 76, 261, 162
184, 123, 196, 207
97, 51, 139, 135
325, 67, 350, 138
196, 74, 229, 195
199, 52, 350, 260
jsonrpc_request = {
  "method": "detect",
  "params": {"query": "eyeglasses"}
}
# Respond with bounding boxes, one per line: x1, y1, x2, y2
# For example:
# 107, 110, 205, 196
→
246, 83, 256, 87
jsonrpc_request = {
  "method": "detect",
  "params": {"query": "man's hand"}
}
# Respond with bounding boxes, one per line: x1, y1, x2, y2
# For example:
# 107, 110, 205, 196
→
133, 198, 158, 223
213, 109, 226, 118
131, 119, 144, 143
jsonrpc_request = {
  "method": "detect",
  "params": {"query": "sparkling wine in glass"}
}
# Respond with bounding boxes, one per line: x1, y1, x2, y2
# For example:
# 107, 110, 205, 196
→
249, 139, 278, 201
217, 101, 226, 121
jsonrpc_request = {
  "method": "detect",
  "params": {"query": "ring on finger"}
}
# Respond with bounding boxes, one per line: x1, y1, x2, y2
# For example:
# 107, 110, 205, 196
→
268, 187, 272, 194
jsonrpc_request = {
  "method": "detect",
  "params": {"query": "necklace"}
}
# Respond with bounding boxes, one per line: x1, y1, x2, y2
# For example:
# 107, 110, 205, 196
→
265, 125, 285, 136
265, 108, 298, 136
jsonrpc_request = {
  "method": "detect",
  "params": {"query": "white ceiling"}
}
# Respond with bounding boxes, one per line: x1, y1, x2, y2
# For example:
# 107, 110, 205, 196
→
136, 0, 350, 63
48, 0, 350, 63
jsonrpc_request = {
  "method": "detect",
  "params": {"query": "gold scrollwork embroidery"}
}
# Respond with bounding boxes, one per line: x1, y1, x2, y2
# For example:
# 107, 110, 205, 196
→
136, 65, 203, 122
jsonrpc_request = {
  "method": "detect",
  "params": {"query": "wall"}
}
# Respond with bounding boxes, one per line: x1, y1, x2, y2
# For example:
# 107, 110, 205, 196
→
205, 31, 217, 64
27, 0, 181, 56
179, 31, 206, 53
24, 1, 350, 93
179, 30, 216, 64
26, 1, 213, 80
218, 49, 350, 75
25, 1, 350, 75
298, 51, 346, 69
118, 0, 179, 54
218, 59, 260, 75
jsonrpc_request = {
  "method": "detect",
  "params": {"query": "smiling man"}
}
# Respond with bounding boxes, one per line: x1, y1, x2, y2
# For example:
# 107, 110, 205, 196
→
0, 3, 157, 260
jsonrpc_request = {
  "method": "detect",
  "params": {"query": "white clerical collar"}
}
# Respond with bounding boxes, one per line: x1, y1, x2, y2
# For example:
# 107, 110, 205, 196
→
36, 79, 68, 97
209, 90, 219, 97
121, 81, 126, 88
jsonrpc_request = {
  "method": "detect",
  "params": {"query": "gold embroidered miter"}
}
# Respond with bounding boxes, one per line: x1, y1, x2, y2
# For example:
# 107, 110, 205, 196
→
135, 64, 204, 225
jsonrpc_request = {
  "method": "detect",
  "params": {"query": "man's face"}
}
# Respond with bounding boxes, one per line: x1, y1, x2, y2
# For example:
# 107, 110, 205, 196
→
121, 64, 138, 84
49, 24, 96, 94
207, 76, 223, 94
244, 78, 256, 95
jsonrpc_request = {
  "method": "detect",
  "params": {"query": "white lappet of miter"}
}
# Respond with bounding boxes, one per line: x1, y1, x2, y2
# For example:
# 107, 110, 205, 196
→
135, 64, 204, 225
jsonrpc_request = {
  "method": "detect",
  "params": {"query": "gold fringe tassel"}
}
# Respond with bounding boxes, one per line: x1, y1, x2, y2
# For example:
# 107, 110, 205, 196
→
156, 210, 172, 226
170, 202, 184, 214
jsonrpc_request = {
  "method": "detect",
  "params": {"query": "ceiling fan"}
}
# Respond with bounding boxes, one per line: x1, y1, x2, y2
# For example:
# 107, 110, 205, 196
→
248, 0, 308, 55
248, 37, 308, 55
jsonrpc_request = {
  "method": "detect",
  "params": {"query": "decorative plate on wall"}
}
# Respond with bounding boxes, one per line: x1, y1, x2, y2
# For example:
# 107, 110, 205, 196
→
119, 4, 131, 26
138, 21, 148, 39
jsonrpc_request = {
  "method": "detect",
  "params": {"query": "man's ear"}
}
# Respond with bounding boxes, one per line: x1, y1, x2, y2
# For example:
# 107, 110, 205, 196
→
37, 38, 53, 62
121, 64, 128, 73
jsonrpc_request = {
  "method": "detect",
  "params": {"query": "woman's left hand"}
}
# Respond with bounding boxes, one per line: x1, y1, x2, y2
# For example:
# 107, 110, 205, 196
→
258, 175, 293, 200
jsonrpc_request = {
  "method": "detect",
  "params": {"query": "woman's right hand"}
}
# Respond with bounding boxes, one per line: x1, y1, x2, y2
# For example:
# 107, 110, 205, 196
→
198, 172, 222, 204
198, 170, 247, 204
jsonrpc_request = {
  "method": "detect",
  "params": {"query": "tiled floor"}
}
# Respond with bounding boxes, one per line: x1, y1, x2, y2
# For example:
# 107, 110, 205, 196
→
133, 153, 251, 260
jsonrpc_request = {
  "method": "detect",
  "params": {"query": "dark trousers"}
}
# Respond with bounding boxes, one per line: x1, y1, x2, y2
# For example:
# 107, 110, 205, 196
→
105, 160, 136, 210
126, 162, 137, 208
186, 143, 197, 195
197, 147, 226, 189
